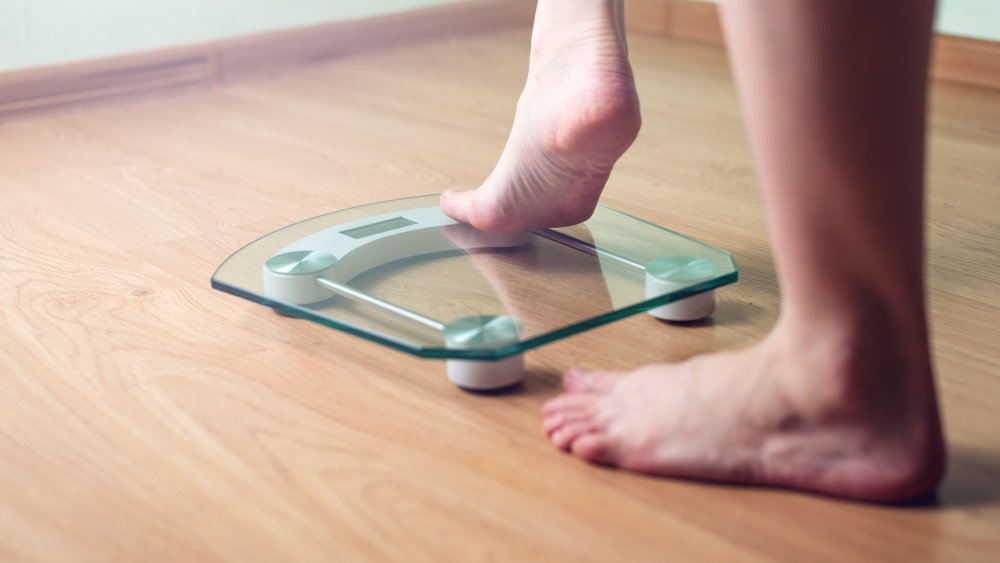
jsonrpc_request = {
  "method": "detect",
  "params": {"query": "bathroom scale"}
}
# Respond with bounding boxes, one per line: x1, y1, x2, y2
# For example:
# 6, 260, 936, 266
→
212, 195, 737, 390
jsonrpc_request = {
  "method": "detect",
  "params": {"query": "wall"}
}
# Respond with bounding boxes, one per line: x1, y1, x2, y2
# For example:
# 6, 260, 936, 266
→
684, 0, 1000, 42
936, 0, 1000, 41
0, 0, 463, 72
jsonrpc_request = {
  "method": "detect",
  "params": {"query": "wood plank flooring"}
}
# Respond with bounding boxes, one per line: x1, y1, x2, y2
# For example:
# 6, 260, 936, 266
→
1, 28, 999, 562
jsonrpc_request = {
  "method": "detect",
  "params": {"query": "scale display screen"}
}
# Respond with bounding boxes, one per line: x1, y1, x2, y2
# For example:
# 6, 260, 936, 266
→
340, 216, 417, 239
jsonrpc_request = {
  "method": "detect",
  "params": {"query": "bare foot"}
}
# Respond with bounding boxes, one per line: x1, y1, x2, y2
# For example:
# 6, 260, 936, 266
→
542, 319, 946, 502
441, 0, 641, 233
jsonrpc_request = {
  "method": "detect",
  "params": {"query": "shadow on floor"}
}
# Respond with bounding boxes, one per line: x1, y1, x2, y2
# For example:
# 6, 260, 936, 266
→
930, 445, 1000, 509
459, 366, 562, 399
888, 445, 1000, 509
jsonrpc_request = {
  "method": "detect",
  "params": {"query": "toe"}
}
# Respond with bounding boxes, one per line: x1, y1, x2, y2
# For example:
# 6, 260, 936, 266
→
550, 421, 599, 451
570, 432, 613, 463
542, 411, 567, 435
440, 189, 475, 225
563, 367, 620, 393
542, 392, 599, 416
542, 407, 593, 435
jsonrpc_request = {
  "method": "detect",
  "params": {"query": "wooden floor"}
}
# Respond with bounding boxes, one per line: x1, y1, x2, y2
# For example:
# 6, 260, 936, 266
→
2, 27, 999, 562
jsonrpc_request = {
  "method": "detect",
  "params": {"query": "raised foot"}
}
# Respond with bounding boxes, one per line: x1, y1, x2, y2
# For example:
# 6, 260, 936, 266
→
542, 329, 945, 503
441, 0, 641, 233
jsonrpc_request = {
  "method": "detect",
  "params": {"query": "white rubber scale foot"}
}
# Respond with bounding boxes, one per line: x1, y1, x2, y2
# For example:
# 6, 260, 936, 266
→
444, 315, 524, 390
645, 256, 719, 322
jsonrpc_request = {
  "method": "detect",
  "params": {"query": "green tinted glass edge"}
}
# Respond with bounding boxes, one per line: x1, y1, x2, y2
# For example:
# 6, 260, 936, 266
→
212, 270, 738, 361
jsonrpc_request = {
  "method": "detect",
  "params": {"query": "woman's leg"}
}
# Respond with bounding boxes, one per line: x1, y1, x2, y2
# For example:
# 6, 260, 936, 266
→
542, 0, 944, 501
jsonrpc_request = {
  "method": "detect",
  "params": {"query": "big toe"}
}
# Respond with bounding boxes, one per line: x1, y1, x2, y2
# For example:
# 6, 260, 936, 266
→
570, 433, 614, 464
440, 189, 475, 225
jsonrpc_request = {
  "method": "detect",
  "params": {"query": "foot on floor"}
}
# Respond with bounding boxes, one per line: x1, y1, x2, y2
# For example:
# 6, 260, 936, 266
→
542, 319, 946, 502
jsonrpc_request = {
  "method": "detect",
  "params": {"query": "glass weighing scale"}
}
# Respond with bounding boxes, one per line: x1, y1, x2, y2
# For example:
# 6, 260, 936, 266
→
212, 195, 738, 390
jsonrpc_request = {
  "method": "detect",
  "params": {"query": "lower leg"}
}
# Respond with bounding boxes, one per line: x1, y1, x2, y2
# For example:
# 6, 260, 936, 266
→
721, 0, 941, 433
543, 0, 944, 501
440, 0, 640, 233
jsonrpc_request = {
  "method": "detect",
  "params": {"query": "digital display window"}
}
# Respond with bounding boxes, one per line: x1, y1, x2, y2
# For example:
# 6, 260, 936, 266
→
340, 217, 417, 239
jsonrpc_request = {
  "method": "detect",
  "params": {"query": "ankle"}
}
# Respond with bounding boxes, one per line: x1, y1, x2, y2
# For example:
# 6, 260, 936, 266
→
770, 303, 932, 418
530, 0, 625, 60
763, 311, 945, 500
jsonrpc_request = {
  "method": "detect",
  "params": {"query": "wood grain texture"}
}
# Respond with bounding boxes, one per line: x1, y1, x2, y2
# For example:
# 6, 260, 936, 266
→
665, 0, 723, 44
0, 0, 534, 120
1, 27, 999, 562
625, 0, 1000, 91
933, 34, 1000, 91
623, 0, 672, 36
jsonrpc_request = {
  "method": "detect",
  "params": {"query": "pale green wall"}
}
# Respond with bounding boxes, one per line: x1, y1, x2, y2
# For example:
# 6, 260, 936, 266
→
0, 0, 462, 72
687, 0, 1000, 41
936, 0, 1000, 41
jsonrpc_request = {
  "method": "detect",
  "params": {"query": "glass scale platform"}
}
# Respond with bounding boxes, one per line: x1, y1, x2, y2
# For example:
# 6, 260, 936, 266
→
212, 195, 737, 389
